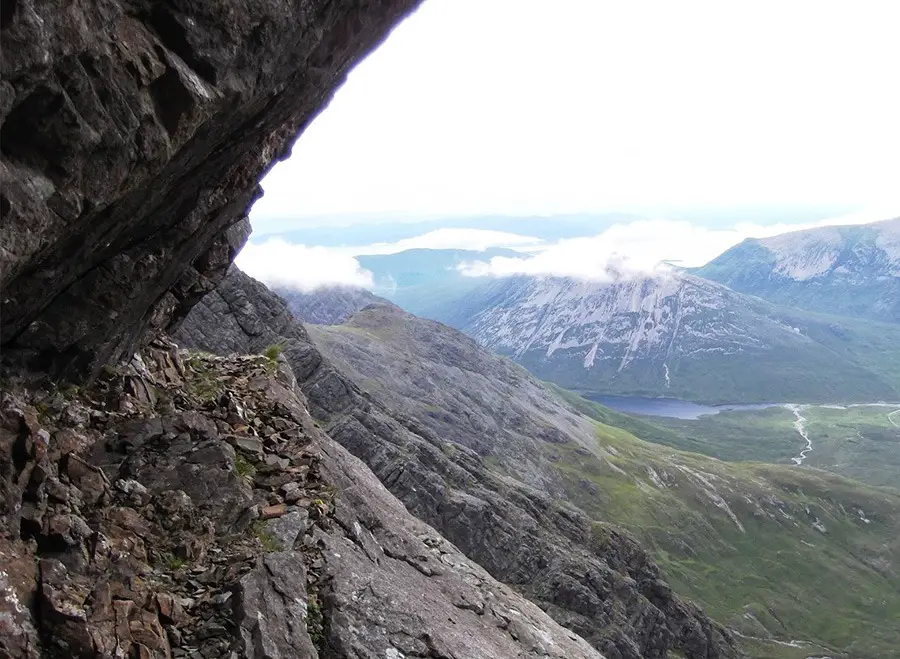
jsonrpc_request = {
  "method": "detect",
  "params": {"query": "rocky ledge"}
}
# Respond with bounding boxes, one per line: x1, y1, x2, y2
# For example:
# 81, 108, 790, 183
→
1, 337, 607, 658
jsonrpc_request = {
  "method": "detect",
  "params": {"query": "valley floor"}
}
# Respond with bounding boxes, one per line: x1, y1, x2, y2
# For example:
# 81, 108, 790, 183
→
644, 403, 900, 490
547, 415, 900, 659
549, 387, 900, 657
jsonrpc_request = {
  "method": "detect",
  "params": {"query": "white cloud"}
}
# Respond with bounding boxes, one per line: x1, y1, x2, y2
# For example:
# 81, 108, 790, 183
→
458, 221, 692, 282
236, 239, 374, 292
342, 228, 542, 256
458, 209, 900, 281
237, 209, 899, 292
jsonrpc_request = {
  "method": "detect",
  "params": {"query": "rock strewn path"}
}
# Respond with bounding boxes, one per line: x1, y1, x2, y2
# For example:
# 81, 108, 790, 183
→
0, 339, 609, 659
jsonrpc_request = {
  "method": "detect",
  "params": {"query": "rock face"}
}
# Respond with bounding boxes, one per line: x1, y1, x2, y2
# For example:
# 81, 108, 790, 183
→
273, 285, 397, 325
694, 217, 900, 323
0, 0, 420, 380
176, 267, 739, 659
433, 271, 900, 403
1, 339, 606, 658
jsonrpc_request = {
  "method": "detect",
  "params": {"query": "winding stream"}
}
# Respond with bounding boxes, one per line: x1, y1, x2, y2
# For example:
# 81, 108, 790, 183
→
785, 404, 812, 465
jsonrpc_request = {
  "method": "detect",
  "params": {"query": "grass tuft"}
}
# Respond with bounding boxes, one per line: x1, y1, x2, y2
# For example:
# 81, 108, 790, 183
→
307, 594, 326, 652
248, 520, 283, 552
263, 343, 284, 371
234, 454, 256, 481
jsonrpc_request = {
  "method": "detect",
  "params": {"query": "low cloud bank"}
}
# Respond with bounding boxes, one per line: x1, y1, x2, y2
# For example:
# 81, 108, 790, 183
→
236, 239, 374, 292
238, 209, 898, 291
347, 227, 543, 256
457, 220, 734, 282
457, 210, 899, 282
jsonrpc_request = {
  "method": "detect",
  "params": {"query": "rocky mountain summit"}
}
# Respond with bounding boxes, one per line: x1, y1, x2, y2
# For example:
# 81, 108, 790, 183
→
695, 218, 900, 323
177, 267, 740, 659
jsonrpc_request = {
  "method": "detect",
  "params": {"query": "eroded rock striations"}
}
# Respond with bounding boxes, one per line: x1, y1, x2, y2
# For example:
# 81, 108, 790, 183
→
1, 0, 420, 380
176, 267, 739, 659
694, 217, 900, 323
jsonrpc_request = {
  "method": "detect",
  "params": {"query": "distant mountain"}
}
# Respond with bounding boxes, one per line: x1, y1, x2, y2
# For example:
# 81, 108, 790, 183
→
273, 285, 395, 325
434, 271, 900, 404
356, 247, 524, 317
693, 218, 900, 323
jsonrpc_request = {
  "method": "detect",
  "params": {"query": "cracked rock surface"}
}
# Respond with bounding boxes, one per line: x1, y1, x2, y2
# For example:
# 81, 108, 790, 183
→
0, 338, 607, 658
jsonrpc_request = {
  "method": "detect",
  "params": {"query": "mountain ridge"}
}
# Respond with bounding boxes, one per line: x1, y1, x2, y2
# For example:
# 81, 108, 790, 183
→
273, 285, 396, 325
694, 218, 900, 323
305, 301, 900, 659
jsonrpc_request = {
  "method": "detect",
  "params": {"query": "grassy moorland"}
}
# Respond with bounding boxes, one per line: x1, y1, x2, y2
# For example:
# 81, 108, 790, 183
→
543, 416, 900, 658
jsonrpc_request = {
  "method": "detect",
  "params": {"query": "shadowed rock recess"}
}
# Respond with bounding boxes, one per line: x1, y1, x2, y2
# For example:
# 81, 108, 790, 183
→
1, 3, 738, 658
0, 0, 419, 380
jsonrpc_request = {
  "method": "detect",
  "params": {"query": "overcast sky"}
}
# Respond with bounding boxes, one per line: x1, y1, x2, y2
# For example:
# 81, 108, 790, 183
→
251, 0, 900, 226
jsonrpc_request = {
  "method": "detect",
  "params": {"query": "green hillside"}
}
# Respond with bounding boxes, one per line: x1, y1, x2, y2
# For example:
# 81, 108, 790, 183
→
543, 413, 900, 659
431, 271, 900, 405
553, 383, 900, 491
526, 300, 900, 405
646, 405, 900, 489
